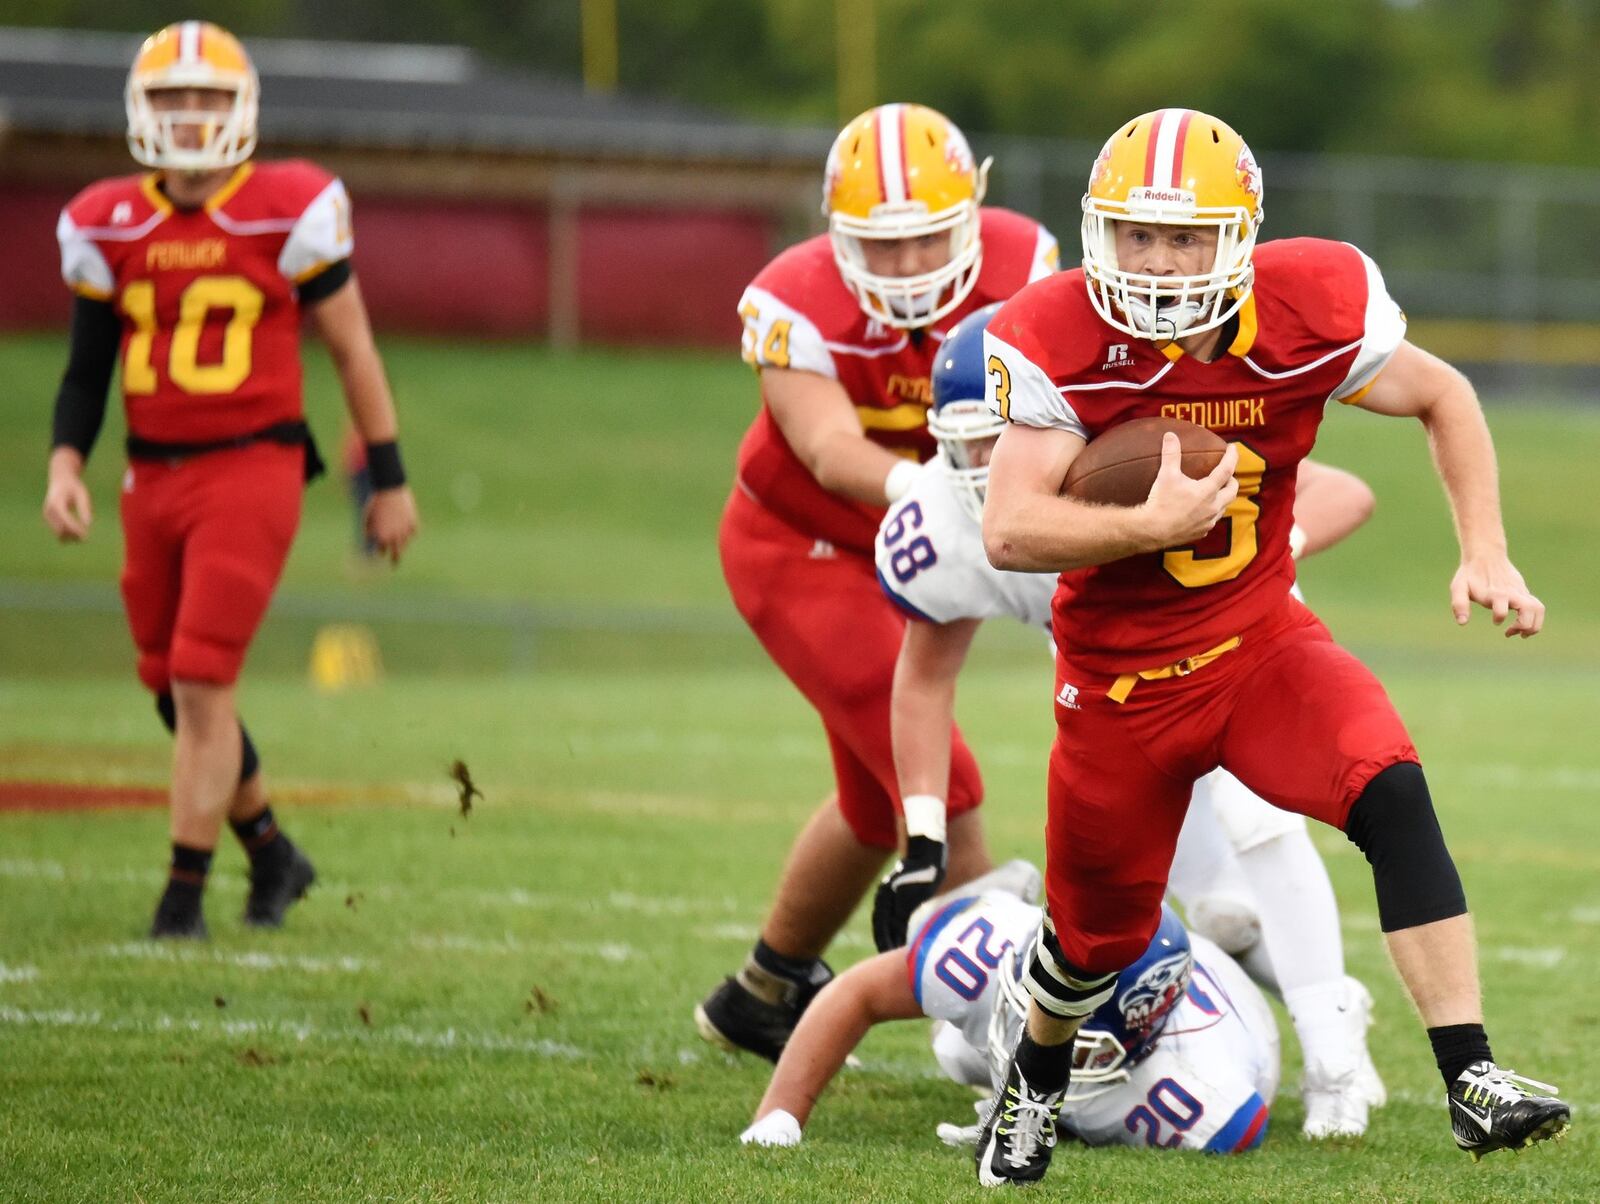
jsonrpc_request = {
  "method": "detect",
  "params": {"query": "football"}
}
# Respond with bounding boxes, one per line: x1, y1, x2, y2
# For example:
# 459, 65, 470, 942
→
1063, 416, 1228, 507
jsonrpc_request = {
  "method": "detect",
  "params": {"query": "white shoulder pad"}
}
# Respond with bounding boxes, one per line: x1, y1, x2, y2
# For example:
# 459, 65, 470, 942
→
278, 179, 354, 284
1332, 246, 1407, 402
738, 285, 835, 378
56, 211, 114, 300
983, 330, 1087, 437
908, 891, 1038, 1048
1028, 225, 1062, 283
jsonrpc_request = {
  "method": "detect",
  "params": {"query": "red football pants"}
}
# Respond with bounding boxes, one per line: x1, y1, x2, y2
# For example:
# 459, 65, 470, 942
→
1045, 593, 1417, 974
719, 485, 984, 848
119, 442, 303, 692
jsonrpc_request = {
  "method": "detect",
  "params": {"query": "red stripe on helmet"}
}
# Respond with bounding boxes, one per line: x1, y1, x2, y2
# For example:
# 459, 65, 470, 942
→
1143, 110, 1165, 187
1170, 109, 1195, 187
898, 104, 912, 199
875, 111, 890, 205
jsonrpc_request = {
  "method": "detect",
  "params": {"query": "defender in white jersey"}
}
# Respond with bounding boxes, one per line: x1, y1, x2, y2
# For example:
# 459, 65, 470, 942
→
870, 303, 1384, 1137
741, 867, 1275, 1154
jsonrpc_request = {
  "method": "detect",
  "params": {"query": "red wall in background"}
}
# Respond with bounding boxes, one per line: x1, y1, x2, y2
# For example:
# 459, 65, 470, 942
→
0, 183, 772, 347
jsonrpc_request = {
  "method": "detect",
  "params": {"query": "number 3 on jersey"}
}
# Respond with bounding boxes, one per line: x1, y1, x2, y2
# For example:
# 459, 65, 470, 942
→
121, 275, 265, 396
1163, 442, 1267, 588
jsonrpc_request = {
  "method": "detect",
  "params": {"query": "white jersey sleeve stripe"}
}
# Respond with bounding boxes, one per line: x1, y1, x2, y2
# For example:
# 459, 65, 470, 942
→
984, 331, 1088, 438
1332, 245, 1407, 402
1028, 226, 1061, 282
277, 179, 354, 284
738, 285, 837, 378
56, 211, 115, 300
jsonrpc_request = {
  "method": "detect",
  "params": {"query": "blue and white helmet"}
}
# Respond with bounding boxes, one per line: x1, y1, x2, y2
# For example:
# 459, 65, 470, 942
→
930, 301, 1008, 522
1067, 904, 1192, 1098
989, 903, 1193, 1101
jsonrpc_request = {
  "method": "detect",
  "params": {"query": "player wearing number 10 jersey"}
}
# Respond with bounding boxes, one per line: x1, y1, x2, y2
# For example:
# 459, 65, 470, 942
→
42, 22, 419, 940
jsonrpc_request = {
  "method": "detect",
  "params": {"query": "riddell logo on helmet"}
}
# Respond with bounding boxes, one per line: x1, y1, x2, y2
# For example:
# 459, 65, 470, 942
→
1127, 187, 1196, 206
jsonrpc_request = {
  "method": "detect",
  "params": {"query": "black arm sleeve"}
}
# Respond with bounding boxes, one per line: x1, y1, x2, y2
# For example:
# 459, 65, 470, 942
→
51, 295, 121, 460
297, 258, 353, 305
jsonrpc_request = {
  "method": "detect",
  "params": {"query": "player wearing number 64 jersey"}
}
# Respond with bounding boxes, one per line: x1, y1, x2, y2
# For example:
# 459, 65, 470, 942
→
43, 22, 419, 940
741, 869, 1278, 1155
874, 302, 1383, 1138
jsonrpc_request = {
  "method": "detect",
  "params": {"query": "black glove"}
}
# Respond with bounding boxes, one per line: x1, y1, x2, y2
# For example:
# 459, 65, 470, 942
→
872, 835, 948, 952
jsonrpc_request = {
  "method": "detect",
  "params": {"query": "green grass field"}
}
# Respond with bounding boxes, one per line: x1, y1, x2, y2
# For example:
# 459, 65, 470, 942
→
1, 333, 1597, 1202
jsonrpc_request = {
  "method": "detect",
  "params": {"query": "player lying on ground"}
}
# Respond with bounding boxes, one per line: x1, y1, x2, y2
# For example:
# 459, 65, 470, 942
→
742, 866, 1279, 1154
871, 302, 1382, 1136
697, 103, 1060, 1061
42, 22, 418, 938
971, 108, 1567, 1184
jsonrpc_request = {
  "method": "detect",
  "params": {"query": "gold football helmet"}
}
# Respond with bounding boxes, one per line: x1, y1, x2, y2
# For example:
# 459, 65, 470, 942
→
126, 21, 259, 171
823, 104, 991, 329
1081, 108, 1263, 340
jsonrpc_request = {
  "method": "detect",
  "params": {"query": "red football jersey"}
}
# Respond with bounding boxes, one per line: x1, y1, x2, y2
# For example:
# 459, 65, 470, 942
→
732, 207, 1059, 555
985, 238, 1406, 673
57, 159, 354, 445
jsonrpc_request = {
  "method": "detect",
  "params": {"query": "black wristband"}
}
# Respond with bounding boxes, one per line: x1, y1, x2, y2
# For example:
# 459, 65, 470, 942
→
365, 440, 406, 490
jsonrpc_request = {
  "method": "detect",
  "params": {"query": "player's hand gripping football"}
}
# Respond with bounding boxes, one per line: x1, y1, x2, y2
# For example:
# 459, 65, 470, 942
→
1142, 433, 1239, 549
1451, 555, 1545, 638
42, 449, 93, 542
872, 835, 947, 952
365, 485, 419, 565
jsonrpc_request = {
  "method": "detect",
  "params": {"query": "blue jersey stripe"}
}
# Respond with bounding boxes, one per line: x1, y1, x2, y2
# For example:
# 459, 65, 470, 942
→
876, 567, 939, 623
1204, 1093, 1268, 1153
907, 896, 976, 1007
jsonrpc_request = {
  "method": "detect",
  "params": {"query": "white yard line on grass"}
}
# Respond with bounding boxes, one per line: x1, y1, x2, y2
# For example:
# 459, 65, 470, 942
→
1484, 945, 1566, 969
92, 943, 370, 974
0, 1004, 583, 1059
0, 962, 40, 983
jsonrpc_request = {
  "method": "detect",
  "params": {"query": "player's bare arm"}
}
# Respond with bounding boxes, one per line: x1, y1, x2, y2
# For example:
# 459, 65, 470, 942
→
871, 617, 984, 949
763, 367, 915, 506
307, 277, 419, 564
892, 618, 982, 805
1353, 340, 1543, 637
744, 950, 922, 1143
983, 424, 1238, 572
1293, 459, 1377, 559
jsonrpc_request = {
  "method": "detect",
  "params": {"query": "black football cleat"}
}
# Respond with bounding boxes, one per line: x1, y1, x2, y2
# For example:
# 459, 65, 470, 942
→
975, 1047, 1068, 1187
693, 958, 833, 1062
149, 897, 208, 940
1448, 1060, 1570, 1161
243, 842, 316, 928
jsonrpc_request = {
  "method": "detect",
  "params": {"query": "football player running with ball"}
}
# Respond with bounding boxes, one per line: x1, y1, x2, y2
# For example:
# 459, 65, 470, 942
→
971, 109, 1567, 1184
695, 104, 1060, 1061
873, 302, 1383, 1138
42, 23, 419, 939
742, 867, 1280, 1156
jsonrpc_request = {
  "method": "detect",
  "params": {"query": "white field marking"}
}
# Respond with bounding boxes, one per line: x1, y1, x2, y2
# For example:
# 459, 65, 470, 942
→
0, 1005, 584, 1060
0, 858, 749, 918
692, 922, 870, 950
1340, 913, 1382, 932
93, 943, 370, 974
1569, 906, 1600, 925
409, 933, 635, 964
0, 962, 41, 983
1484, 946, 1566, 969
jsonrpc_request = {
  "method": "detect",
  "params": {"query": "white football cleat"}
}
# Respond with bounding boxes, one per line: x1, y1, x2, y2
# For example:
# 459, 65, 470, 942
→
1302, 1058, 1371, 1138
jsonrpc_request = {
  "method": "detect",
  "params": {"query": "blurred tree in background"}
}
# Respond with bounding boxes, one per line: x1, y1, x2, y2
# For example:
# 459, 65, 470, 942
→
6, 0, 1599, 164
